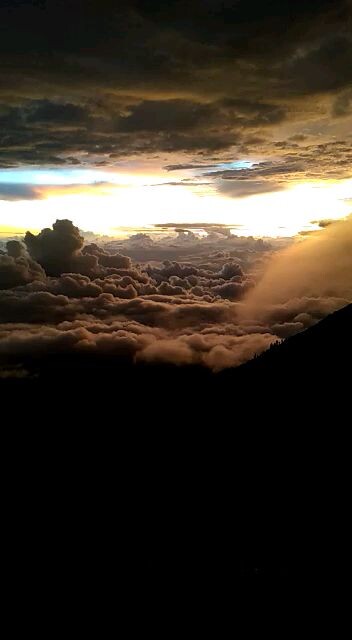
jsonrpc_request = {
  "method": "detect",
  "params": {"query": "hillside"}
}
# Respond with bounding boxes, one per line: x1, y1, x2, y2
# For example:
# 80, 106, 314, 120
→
0, 304, 351, 583
241, 302, 352, 375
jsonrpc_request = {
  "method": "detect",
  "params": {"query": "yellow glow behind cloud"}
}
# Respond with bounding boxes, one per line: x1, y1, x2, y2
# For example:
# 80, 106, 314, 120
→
0, 178, 351, 237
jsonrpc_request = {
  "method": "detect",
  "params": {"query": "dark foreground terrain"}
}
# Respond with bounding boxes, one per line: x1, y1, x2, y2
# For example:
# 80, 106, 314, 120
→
1, 304, 351, 597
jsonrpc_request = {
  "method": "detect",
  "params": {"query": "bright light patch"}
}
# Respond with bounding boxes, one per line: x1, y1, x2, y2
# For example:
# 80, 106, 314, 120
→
0, 166, 351, 238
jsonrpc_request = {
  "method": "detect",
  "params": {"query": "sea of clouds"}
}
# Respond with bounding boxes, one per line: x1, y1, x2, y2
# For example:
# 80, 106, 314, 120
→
0, 216, 351, 372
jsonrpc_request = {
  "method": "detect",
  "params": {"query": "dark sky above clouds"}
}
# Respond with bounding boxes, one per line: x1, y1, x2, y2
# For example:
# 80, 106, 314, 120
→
0, 0, 351, 191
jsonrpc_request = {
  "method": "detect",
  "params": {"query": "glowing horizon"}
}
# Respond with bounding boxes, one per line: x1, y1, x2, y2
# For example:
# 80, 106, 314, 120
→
0, 166, 351, 239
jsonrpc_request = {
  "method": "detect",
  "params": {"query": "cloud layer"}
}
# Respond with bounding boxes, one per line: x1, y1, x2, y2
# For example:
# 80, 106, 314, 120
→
1, 217, 350, 372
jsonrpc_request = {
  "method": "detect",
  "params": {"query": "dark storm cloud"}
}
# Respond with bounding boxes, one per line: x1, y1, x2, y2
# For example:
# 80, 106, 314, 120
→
117, 100, 217, 132
0, 97, 242, 164
1, 1, 348, 60
116, 98, 286, 134
286, 35, 352, 94
26, 100, 90, 126
0, 1, 351, 176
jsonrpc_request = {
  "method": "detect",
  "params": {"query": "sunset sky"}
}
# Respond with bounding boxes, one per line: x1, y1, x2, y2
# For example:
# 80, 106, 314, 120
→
1, 1, 351, 238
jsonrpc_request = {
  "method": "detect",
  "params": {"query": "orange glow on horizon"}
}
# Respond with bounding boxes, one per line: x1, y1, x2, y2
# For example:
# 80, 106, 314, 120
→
1, 177, 351, 238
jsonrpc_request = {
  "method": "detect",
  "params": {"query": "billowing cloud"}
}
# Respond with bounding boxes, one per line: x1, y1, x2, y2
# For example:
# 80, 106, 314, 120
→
244, 216, 352, 317
0, 218, 350, 373
24, 219, 98, 277
0, 240, 45, 289
24, 219, 133, 277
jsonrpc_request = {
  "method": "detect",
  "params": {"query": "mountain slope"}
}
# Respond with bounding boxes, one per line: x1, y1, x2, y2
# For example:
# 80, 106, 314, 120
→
0, 304, 351, 584
243, 302, 351, 374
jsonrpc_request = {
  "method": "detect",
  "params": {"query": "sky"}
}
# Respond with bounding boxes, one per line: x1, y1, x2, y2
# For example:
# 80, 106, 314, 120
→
0, 1, 351, 376
0, 0, 351, 237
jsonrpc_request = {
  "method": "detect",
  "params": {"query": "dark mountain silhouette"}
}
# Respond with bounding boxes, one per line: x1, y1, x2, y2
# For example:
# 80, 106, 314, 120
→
241, 301, 351, 376
218, 301, 351, 405
1, 304, 351, 589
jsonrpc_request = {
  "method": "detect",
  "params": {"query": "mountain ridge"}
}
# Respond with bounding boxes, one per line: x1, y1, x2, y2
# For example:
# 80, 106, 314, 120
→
0, 302, 350, 582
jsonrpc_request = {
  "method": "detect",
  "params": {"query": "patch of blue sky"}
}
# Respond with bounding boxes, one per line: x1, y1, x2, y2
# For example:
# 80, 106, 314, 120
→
217, 160, 253, 170
184, 160, 254, 179
0, 169, 118, 185
202, 160, 253, 174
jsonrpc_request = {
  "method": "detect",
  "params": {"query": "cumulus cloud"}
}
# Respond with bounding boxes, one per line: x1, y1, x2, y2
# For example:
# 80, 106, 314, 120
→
24, 219, 133, 278
0, 218, 351, 372
139, 331, 275, 371
82, 243, 131, 269
0, 309, 278, 372
0, 240, 45, 289
0, 218, 277, 369
24, 219, 95, 276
